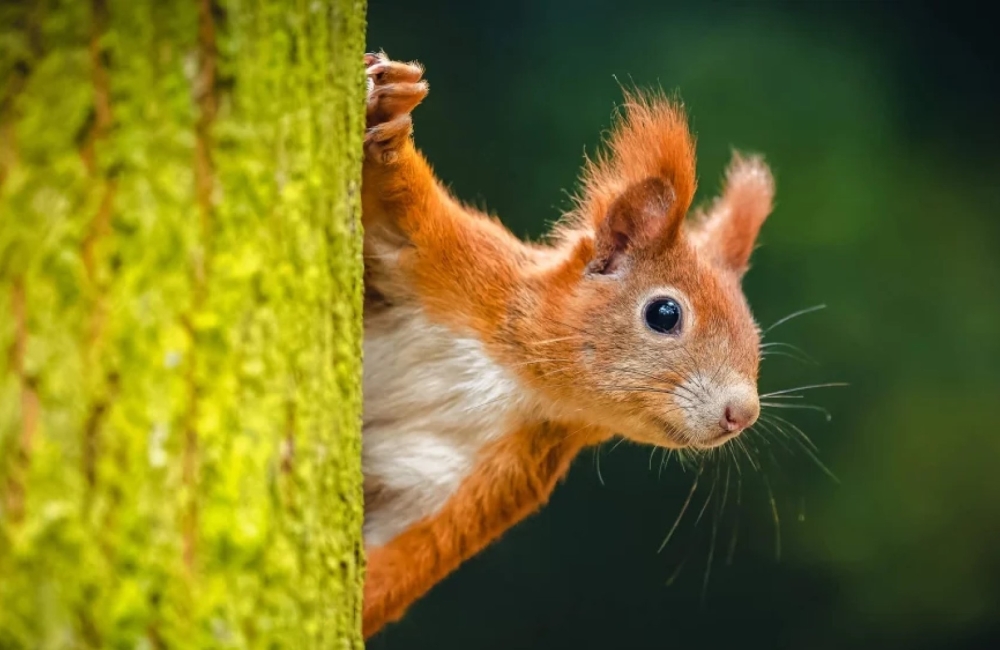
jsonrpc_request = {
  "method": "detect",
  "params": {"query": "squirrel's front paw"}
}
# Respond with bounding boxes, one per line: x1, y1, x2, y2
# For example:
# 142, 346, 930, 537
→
364, 52, 428, 164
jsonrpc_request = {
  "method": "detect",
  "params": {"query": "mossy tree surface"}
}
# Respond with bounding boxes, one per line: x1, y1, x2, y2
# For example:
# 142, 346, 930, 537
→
0, 0, 367, 647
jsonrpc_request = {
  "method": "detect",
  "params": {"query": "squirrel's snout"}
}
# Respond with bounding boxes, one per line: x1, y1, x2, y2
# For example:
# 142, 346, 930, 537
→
721, 397, 760, 433
672, 371, 759, 448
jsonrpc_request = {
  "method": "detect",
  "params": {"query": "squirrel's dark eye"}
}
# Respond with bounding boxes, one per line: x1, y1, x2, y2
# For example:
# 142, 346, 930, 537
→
644, 298, 682, 334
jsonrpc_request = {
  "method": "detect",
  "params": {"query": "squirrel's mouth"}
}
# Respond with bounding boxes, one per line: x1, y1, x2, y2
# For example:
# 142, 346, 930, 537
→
690, 429, 742, 450
649, 415, 743, 450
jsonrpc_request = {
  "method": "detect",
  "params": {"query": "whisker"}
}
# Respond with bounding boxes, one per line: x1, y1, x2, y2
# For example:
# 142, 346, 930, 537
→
761, 347, 816, 365
664, 554, 689, 587
683, 346, 712, 395
702, 473, 723, 606
733, 436, 760, 472
763, 304, 826, 334
759, 411, 817, 450
703, 457, 734, 599
526, 335, 587, 346
692, 462, 720, 528
759, 341, 817, 365
608, 366, 701, 403
608, 436, 628, 454
752, 418, 798, 456
595, 389, 689, 416
759, 413, 839, 483
671, 344, 706, 394
760, 382, 848, 398
725, 475, 742, 565
719, 461, 732, 520
658, 462, 704, 553
598, 385, 676, 396
762, 473, 781, 562
760, 401, 833, 420
708, 358, 727, 391
764, 447, 786, 476
658, 448, 671, 479
510, 358, 561, 368
531, 366, 576, 380
540, 316, 598, 338
722, 442, 742, 476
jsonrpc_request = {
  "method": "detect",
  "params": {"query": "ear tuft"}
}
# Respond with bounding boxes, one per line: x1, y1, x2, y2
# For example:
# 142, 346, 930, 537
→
691, 152, 775, 275
557, 91, 697, 252
587, 177, 676, 276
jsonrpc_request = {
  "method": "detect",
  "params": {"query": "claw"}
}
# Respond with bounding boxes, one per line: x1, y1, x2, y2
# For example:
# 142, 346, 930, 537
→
364, 54, 426, 162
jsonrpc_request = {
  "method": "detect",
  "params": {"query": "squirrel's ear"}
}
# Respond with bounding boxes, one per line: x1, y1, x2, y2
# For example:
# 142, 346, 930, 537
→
691, 152, 774, 276
586, 177, 680, 276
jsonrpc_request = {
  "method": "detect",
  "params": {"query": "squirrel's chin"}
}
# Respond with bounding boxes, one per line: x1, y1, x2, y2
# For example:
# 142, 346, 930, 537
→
688, 429, 743, 450
623, 417, 691, 449
637, 416, 744, 450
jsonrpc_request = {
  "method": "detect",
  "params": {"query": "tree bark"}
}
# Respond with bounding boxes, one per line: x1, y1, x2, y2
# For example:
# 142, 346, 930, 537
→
0, 0, 367, 647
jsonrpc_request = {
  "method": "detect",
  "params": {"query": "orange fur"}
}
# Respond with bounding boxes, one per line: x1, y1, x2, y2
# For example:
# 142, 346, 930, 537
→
361, 54, 776, 638
690, 152, 775, 274
362, 421, 602, 637
560, 90, 698, 239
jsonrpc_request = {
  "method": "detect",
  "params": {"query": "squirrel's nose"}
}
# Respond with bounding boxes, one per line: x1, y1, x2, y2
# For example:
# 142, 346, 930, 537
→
721, 398, 760, 433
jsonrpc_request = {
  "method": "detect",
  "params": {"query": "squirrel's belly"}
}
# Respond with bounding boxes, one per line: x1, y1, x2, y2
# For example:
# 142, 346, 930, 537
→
362, 306, 525, 547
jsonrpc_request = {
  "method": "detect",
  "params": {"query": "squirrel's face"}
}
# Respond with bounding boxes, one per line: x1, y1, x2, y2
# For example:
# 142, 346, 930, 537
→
526, 102, 775, 450
554, 235, 763, 449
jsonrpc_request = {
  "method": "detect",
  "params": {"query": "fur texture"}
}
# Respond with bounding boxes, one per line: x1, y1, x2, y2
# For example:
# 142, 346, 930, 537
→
360, 53, 776, 638
362, 307, 527, 546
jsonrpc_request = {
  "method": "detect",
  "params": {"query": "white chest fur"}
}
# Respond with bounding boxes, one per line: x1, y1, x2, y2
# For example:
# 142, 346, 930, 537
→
362, 307, 524, 547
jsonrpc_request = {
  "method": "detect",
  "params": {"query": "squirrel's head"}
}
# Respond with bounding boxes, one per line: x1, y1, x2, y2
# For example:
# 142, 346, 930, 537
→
527, 93, 774, 450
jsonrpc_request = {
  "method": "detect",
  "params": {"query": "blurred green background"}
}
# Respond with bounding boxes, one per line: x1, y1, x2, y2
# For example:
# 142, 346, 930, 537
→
365, 1, 1000, 648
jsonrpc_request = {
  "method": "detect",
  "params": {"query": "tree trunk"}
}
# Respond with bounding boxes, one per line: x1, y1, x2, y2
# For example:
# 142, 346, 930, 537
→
0, 0, 367, 647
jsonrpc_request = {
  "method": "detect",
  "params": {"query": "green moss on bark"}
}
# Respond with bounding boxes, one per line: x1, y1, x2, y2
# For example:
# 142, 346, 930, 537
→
0, 0, 367, 647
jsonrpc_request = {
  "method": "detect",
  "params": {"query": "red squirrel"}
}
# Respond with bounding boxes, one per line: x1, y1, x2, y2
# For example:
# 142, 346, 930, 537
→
360, 52, 775, 638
